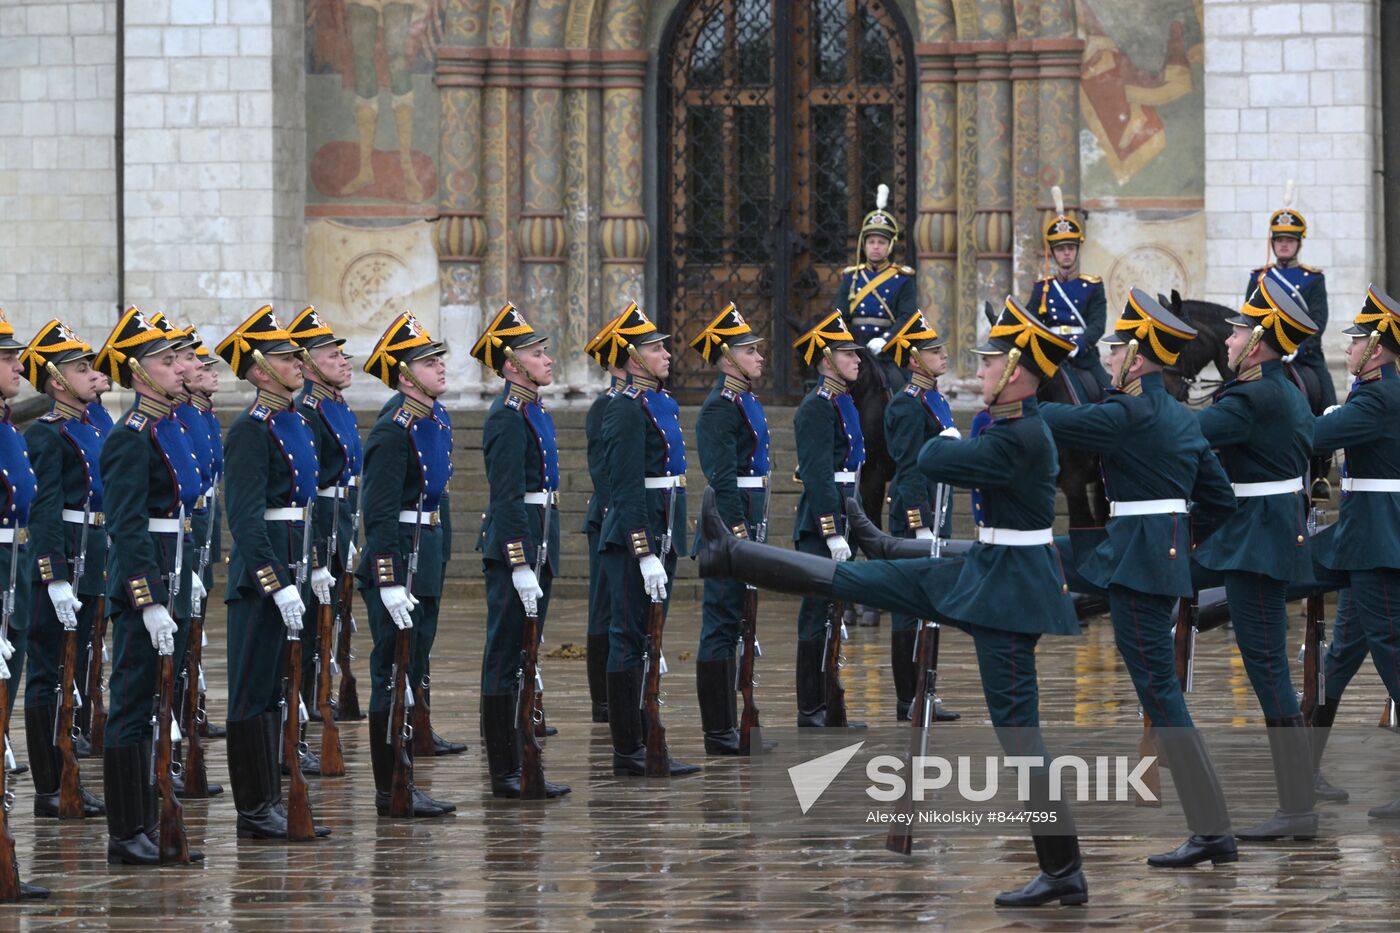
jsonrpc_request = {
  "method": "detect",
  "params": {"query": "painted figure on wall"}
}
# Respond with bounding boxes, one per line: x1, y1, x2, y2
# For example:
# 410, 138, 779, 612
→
308, 0, 443, 203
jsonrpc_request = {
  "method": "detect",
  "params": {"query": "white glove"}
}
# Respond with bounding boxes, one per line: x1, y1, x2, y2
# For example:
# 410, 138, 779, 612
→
0, 655, 7, 682
272, 586, 306, 634
638, 554, 668, 602
915, 527, 936, 541
0, 632, 13, 662
939, 426, 962, 439
380, 585, 418, 630
512, 566, 544, 615
141, 605, 177, 656
1322, 404, 1342, 416
825, 534, 852, 562
311, 566, 335, 606
345, 542, 358, 569
866, 336, 888, 355
46, 580, 82, 629
189, 572, 206, 616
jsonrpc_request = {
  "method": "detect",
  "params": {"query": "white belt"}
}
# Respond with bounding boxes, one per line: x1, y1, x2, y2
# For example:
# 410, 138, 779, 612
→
61, 509, 105, 526
1232, 477, 1304, 497
147, 518, 190, 534
398, 510, 442, 526
1054, 325, 1085, 336
1341, 477, 1400, 493
975, 526, 1053, 546
644, 476, 685, 490
1109, 498, 1188, 517
263, 508, 304, 522
523, 492, 555, 505
347, 476, 358, 488
852, 316, 889, 327
316, 486, 344, 499
736, 476, 769, 489
0, 528, 26, 544
834, 471, 858, 484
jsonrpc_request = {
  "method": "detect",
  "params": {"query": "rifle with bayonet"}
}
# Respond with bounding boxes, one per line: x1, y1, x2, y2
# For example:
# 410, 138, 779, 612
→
154, 505, 190, 862
887, 617, 941, 853
316, 488, 345, 776
0, 526, 24, 898
642, 485, 679, 776
55, 498, 91, 817
822, 600, 849, 727
386, 490, 424, 817
517, 490, 552, 798
334, 485, 364, 721
84, 579, 108, 755
280, 504, 316, 840
736, 477, 770, 755
181, 485, 216, 798
1301, 505, 1327, 724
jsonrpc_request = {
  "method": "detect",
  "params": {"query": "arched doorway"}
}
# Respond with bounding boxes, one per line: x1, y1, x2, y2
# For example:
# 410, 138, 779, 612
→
658, 0, 917, 401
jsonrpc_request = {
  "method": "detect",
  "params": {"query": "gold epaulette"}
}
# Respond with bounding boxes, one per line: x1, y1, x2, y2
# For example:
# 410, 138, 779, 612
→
899, 265, 916, 276
1299, 263, 1323, 274
841, 265, 862, 275
1077, 274, 1102, 284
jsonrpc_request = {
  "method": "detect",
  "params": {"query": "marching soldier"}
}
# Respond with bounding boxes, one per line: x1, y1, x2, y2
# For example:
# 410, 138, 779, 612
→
94, 307, 204, 865
791, 311, 865, 728
470, 303, 570, 798
688, 302, 769, 754
19, 321, 107, 818
834, 184, 915, 354
1306, 286, 1400, 818
1026, 186, 1110, 398
879, 310, 959, 723
358, 312, 456, 816
598, 302, 698, 777
1041, 290, 1239, 867
288, 306, 361, 772
1244, 194, 1335, 416
581, 312, 628, 723
1194, 276, 1319, 841
0, 312, 49, 899
698, 296, 1089, 907
215, 307, 330, 841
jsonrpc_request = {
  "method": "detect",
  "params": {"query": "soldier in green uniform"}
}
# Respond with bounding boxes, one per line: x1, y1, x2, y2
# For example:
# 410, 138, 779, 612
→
358, 312, 456, 816
470, 303, 570, 798
688, 302, 768, 754
598, 303, 698, 777
1304, 286, 1400, 818
288, 306, 361, 771
75, 370, 115, 755
0, 311, 49, 898
93, 306, 204, 865
581, 311, 628, 723
215, 307, 330, 841
791, 311, 865, 728
1194, 277, 1319, 841
879, 310, 959, 723
699, 297, 1090, 907
1026, 187, 1110, 398
19, 321, 107, 818
1041, 290, 1239, 867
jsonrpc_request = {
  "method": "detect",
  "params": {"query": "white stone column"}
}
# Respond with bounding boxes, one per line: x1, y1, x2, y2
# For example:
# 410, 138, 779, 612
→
1203, 0, 1379, 391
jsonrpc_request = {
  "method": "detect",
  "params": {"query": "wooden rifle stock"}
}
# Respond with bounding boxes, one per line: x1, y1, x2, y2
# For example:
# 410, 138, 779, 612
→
822, 601, 848, 727
56, 626, 83, 818
155, 654, 190, 862
737, 586, 761, 755
86, 595, 108, 755
387, 628, 414, 817
333, 573, 363, 721
0, 677, 20, 901
887, 620, 939, 854
1302, 594, 1324, 724
643, 599, 669, 777
1173, 597, 1194, 689
518, 609, 546, 798
180, 608, 210, 798
281, 638, 316, 840
316, 600, 345, 775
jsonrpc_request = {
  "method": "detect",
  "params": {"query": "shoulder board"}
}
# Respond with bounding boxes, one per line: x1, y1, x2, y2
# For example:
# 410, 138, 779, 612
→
504, 394, 522, 410
392, 406, 413, 428
123, 411, 150, 431
902, 383, 921, 397
621, 384, 643, 399
1299, 263, 1323, 274
301, 395, 320, 410
816, 385, 834, 400
899, 265, 916, 276
842, 264, 861, 275
1077, 274, 1102, 284
1251, 265, 1271, 275
37, 411, 64, 423
720, 387, 737, 401
248, 403, 271, 422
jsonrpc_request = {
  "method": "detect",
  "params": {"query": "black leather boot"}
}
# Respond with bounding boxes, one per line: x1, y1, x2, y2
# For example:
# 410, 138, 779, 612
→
1369, 797, 1400, 819
696, 659, 740, 755
587, 634, 610, 723
227, 717, 287, 839
844, 498, 937, 560
141, 739, 204, 862
432, 730, 469, 755
995, 772, 1088, 907
1309, 699, 1348, 802
26, 705, 61, 817
103, 744, 160, 865
640, 694, 701, 777
1237, 716, 1318, 841
1147, 728, 1237, 867
610, 668, 701, 775
369, 711, 454, 817
795, 640, 827, 727
891, 631, 916, 721
697, 489, 838, 598
74, 730, 92, 759
261, 712, 330, 836
481, 694, 569, 799
171, 740, 224, 798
